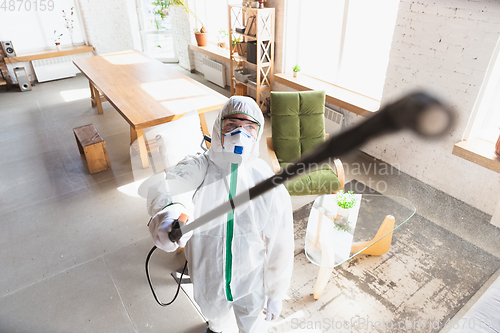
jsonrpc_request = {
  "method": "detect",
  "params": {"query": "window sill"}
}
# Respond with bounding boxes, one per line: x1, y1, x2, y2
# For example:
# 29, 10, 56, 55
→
189, 43, 231, 64
188, 45, 381, 117
274, 73, 380, 117
3, 45, 94, 64
452, 138, 500, 174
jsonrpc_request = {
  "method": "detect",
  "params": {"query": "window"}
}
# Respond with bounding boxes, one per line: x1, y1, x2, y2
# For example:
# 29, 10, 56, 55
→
190, 0, 230, 45
0, 0, 85, 52
464, 36, 500, 143
138, 0, 177, 62
284, 0, 400, 100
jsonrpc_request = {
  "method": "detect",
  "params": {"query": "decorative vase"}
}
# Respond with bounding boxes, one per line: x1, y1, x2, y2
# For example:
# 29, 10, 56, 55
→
495, 134, 500, 156
55, 42, 62, 51
334, 206, 351, 232
336, 206, 350, 220
194, 33, 208, 47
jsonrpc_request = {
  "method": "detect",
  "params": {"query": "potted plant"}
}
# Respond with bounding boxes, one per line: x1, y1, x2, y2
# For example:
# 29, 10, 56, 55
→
232, 36, 242, 53
53, 30, 63, 51
217, 29, 228, 49
62, 7, 75, 47
293, 64, 301, 78
152, 0, 207, 46
334, 190, 356, 230
193, 27, 208, 46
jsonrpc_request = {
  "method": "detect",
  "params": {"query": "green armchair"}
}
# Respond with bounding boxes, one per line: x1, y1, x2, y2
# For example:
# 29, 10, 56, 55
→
266, 90, 345, 195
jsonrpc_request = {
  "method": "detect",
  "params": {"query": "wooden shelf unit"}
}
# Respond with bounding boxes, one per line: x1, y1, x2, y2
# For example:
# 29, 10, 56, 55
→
228, 5, 275, 113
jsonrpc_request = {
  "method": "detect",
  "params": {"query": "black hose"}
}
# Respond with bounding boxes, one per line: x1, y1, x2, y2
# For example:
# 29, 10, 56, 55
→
145, 246, 188, 307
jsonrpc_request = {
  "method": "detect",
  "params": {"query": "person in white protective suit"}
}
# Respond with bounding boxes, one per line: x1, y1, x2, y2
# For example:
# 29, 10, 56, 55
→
147, 96, 294, 333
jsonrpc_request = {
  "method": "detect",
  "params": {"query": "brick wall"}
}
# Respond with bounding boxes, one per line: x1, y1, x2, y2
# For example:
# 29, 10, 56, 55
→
272, 1, 500, 223
76, 0, 135, 55
170, 6, 195, 71
361, 0, 500, 217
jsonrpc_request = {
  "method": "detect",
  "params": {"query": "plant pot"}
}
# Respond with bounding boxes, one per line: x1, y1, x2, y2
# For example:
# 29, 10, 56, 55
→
194, 33, 208, 47
293, 71, 298, 78
495, 133, 500, 156
55, 43, 62, 51
334, 206, 351, 232
336, 206, 350, 220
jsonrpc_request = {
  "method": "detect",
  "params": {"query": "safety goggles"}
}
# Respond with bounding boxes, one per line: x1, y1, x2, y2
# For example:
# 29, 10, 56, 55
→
221, 116, 260, 137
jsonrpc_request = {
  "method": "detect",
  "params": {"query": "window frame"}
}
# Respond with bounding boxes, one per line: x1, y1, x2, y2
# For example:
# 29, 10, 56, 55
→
283, 0, 400, 101
136, 0, 178, 63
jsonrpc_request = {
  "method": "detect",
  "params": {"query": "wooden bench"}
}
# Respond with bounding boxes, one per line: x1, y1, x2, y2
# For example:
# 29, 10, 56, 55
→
73, 124, 111, 174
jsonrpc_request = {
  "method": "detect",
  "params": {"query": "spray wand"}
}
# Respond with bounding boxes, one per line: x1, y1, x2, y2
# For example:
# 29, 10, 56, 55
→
167, 91, 454, 243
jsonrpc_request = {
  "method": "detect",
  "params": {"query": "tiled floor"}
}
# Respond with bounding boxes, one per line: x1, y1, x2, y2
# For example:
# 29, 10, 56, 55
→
0, 65, 498, 333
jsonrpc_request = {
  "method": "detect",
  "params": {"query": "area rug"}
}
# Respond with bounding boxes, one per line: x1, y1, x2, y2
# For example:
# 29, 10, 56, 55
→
269, 180, 500, 333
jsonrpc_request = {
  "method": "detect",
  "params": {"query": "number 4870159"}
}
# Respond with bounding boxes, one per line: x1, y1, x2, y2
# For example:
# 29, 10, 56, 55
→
1, 0, 55, 11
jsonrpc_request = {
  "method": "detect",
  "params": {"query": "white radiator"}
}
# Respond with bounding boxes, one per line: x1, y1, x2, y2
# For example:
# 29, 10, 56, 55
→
32, 55, 80, 82
203, 58, 226, 88
324, 106, 344, 135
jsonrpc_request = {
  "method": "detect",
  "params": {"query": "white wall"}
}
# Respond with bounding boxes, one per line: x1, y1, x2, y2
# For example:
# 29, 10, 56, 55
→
361, 0, 500, 218
77, 0, 138, 55
170, 6, 195, 71
272, 1, 500, 226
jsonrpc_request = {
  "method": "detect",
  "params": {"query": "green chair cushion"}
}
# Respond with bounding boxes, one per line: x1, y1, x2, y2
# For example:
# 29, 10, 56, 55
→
270, 90, 337, 195
280, 162, 341, 196
270, 91, 326, 164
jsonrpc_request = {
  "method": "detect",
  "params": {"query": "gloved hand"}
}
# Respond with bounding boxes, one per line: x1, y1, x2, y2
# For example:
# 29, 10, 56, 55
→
149, 204, 192, 252
264, 298, 282, 321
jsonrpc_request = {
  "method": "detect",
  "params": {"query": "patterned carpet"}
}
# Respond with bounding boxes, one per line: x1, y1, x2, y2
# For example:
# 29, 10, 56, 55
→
268, 180, 500, 333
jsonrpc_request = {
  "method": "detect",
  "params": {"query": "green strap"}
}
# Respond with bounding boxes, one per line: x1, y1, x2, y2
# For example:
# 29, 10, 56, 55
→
225, 163, 238, 301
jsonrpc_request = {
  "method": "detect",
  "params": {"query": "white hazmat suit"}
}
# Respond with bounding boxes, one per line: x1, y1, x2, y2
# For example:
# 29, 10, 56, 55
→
148, 96, 294, 333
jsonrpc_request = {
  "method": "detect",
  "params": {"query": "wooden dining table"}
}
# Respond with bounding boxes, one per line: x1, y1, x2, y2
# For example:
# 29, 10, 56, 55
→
73, 50, 228, 168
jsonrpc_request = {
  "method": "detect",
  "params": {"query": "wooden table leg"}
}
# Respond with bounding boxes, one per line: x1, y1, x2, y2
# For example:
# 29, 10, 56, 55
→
89, 81, 97, 108
350, 215, 396, 256
131, 127, 149, 169
199, 113, 211, 149
94, 84, 104, 115
89, 81, 104, 114
313, 242, 333, 300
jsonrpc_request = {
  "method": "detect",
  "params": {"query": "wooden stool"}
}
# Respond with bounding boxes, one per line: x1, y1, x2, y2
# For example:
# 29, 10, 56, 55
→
73, 124, 111, 174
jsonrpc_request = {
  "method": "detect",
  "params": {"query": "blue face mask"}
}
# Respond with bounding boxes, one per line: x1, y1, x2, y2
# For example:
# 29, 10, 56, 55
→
222, 127, 256, 164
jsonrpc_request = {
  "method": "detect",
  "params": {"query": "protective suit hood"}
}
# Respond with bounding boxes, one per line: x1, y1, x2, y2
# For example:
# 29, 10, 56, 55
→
209, 96, 264, 169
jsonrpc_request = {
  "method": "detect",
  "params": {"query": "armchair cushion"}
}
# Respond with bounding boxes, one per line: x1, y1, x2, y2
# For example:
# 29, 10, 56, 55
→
281, 162, 341, 196
271, 91, 326, 164
269, 90, 342, 196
